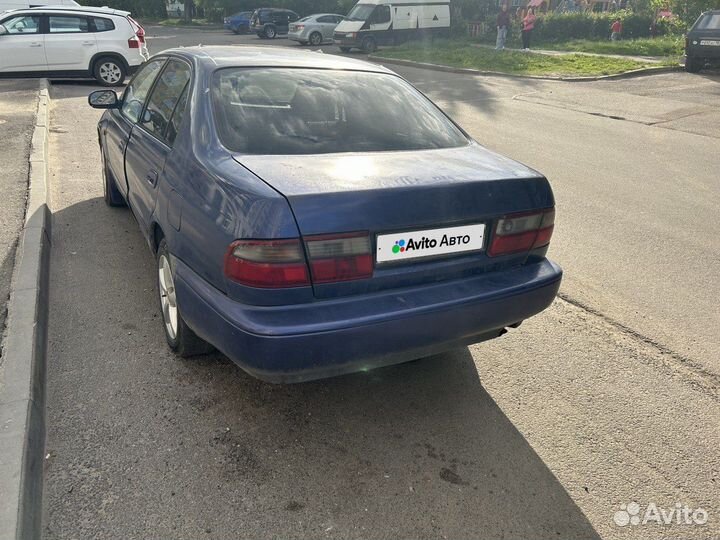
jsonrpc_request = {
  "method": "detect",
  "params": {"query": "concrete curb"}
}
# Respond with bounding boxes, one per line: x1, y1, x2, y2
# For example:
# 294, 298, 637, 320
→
369, 55, 683, 81
0, 79, 51, 540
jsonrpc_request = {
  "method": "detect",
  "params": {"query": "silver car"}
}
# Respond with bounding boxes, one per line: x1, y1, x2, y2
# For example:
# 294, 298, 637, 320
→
288, 13, 345, 46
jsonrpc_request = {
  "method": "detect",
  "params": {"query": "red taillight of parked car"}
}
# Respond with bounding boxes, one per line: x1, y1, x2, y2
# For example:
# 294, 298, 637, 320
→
304, 232, 373, 284
127, 16, 145, 48
224, 232, 373, 288
488, 208, 555, 257
224, 239, 310, 288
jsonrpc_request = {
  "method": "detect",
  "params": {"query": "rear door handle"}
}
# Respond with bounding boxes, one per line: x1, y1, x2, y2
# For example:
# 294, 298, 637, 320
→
146, 170, 159, 185
82, 41, 95, 46
30, 42, 43, 47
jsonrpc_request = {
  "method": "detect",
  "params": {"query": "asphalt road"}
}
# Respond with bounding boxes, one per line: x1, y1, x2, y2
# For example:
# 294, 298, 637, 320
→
42, 28, 719, 540
0, 80, 37, 358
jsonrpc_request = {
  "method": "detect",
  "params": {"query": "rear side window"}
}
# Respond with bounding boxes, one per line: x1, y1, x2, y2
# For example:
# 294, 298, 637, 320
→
121, 59, 166, 123
91, 17, 115, 32
317, 15, 336, 23
49, 15, 89, 33
211, 68, 468, 155
1, 15, 40, 34
141, 60, 192, 143
696, 13, 720, 30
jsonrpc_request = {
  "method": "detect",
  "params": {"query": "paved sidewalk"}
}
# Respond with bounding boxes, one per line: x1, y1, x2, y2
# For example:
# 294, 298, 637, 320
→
0, 80, 38, 356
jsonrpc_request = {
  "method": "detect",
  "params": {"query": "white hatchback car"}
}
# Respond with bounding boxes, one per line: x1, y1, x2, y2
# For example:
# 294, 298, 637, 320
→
0, 5, 149, 85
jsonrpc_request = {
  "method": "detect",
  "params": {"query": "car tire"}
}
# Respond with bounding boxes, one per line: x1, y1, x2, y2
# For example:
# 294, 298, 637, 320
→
156, 239, 214, 357
265, 25, 276, 39
339, 46, 352, 53
94, 56, 126, 87
101, 146, 126, 207
361, 36, 377, 54
685, 57, 702, 73
309, 31, 322, 46
256, 32, 266, 38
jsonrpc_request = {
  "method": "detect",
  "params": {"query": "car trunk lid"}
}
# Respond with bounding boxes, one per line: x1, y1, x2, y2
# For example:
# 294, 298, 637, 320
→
233, 143, 554, 298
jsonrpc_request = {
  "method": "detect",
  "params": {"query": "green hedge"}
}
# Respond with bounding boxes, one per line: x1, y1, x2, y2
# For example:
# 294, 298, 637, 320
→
76, 0, 167, 18
478, 11, 685, 42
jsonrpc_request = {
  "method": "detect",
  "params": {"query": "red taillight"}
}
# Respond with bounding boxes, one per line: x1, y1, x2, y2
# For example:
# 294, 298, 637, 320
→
224, 239, 310, 288
488, 208, 555, 257
127, 16, 145, 45
305, 232, 373, 283
224, 232, 373, 288
295, 24, 304, 30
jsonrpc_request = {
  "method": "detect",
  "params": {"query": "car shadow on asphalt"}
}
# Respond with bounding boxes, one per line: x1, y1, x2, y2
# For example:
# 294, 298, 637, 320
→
46, 195, 600, 539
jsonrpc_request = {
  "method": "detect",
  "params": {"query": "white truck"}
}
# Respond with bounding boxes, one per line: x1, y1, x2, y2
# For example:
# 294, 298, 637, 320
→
333, 0, 450, 53
1, 0, 78, 11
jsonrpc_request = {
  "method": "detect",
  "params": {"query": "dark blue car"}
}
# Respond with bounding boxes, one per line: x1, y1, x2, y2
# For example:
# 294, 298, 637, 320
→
88, 47, 562, 383
223, 11, 252, 34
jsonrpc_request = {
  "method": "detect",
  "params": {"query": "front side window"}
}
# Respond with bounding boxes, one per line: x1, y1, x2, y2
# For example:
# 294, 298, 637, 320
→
121, 59, 166, 123
211, 68, 468, 155
372, 5, 391, 24
166, 86, 189, 146
2, 15, 40, 34
141, 60, 192, 143
49, 16, 89, 33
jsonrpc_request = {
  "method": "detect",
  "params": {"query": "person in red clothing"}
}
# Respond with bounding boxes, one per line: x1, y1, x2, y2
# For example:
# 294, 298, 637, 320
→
521, 7, 536, 50
611, 18, 623, 40
496, 4, 511, 50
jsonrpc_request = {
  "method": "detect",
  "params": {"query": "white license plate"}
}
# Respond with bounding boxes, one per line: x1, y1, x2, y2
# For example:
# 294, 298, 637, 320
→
700, 40, 720, 46
376, 223, 485, 263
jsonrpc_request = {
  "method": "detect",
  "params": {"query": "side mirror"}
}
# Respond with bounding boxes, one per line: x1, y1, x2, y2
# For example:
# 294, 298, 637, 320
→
0, 25, 8, 36
88, 89, 119, 109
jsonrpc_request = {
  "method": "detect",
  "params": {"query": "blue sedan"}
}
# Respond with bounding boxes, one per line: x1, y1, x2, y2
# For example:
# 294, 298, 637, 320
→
223, 11, 252, 34
88, 47, 562, 383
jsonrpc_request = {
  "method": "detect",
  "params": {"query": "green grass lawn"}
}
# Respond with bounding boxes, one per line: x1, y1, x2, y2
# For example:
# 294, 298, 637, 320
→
374, 41, 670, 77
539, 36, 684, 57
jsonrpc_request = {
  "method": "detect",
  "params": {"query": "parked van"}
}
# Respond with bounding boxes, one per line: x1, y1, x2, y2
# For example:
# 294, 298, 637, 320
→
334, 0, 450, 53
1, 0, 78, 11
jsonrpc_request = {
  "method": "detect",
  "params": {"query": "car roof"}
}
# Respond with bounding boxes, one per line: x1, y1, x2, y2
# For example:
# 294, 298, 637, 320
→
24, 5, 129, 16
163, 46, 394, 74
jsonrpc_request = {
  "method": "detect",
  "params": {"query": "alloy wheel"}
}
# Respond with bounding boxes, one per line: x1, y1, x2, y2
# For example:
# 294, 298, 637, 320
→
99, 62, 122, 85
158, 254, 178, 341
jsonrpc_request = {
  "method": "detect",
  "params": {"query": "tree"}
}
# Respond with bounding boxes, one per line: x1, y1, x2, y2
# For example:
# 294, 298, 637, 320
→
184, 0, 194, 21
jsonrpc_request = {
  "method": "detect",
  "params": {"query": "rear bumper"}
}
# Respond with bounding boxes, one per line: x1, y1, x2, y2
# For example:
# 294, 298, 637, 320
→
287, 30, 308, 42
174, 259, 563, 383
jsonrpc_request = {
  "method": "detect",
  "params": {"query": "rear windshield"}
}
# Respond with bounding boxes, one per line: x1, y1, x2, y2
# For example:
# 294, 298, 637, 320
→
211, 68, 468, 155
695, 12, 720, 30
